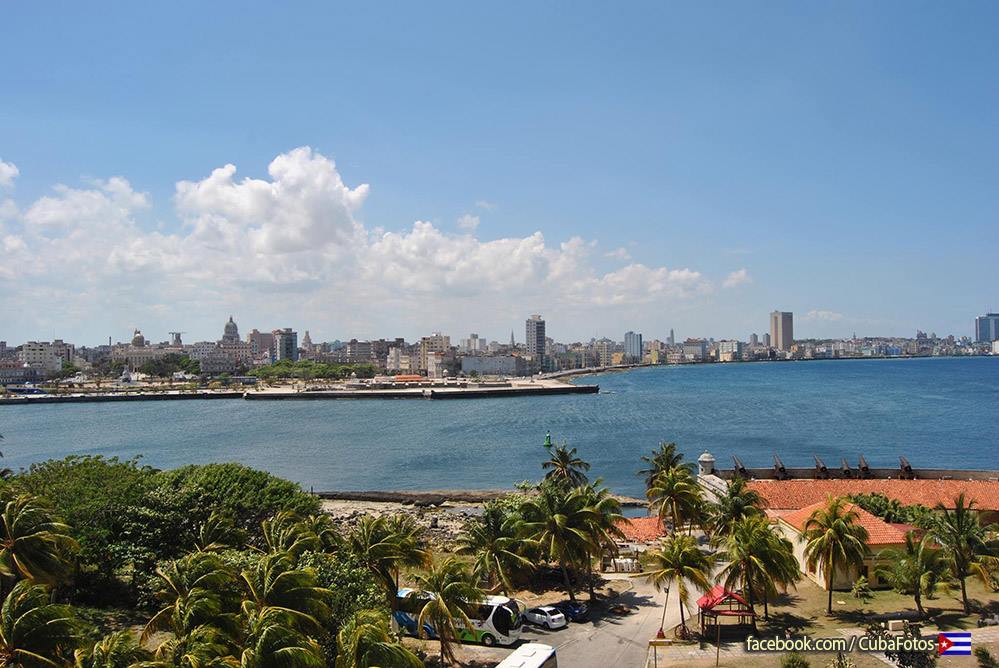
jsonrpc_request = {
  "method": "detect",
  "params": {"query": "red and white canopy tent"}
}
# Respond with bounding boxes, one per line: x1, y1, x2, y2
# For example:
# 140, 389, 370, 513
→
697, 585, 755, 636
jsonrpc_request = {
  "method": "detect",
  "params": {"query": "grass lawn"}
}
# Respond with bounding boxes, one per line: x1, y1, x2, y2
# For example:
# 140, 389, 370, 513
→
757, 576, 999, 634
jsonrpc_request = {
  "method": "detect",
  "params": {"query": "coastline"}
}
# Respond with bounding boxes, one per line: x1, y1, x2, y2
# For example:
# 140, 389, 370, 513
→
0, 377, 598, 406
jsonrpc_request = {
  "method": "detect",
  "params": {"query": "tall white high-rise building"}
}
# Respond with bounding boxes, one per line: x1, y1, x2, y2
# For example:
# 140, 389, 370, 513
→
769, 311, 794, 351
624, 331, 643, 360
526, 315, 546, 357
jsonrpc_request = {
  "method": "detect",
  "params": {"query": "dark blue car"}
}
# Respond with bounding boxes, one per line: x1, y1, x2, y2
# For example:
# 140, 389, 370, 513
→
554, 600, 589, 622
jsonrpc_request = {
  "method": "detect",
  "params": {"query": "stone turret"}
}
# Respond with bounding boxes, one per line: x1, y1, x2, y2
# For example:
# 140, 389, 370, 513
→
697, 451, 716, 476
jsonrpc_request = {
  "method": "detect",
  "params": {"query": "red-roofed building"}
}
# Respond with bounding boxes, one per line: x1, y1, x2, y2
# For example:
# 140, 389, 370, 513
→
614, 516, 667, 544
777, 500, 917, 590
747, 479, 999, 524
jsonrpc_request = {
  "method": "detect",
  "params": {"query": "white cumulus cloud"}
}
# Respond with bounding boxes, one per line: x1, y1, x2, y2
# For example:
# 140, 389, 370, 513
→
0, 159, 18, 188
0, 147, 713, 341
722, 268, 751, 288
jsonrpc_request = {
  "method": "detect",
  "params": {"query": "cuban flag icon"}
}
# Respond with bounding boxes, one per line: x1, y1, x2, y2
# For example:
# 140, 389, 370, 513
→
937, 632, 972, 655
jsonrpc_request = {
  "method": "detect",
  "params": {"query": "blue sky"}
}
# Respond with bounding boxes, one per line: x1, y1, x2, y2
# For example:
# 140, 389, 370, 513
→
1, 2, 996, 345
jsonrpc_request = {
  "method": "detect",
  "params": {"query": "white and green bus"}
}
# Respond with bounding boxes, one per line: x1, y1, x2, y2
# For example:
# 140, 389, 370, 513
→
495, 643, 558, 668
394, 588, 523, 647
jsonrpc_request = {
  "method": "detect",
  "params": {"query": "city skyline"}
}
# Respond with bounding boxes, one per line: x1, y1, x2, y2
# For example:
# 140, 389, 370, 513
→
2, 4, 997, 344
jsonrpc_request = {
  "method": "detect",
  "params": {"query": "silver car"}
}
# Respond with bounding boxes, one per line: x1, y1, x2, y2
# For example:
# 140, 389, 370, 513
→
524, 605, 568, 630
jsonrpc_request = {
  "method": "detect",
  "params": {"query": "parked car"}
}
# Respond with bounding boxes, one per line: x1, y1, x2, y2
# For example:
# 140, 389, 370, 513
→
553, 600, 589, 622
523, 606, 568, 630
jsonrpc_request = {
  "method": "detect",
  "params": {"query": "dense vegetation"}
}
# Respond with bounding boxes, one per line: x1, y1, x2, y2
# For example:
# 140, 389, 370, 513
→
136, 354, 202, 378
248, 360, 377, 380
1, 445, 996, 667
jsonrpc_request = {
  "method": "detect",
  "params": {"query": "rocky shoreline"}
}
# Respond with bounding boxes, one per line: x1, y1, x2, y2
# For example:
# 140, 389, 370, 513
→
319, 488, 647, 551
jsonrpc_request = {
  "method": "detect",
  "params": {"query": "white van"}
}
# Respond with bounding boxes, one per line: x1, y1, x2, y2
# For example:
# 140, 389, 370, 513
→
495, 643, 557, 668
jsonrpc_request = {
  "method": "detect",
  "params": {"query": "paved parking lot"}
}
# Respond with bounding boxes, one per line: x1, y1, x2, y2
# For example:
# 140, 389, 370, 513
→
455, 574, 691, 668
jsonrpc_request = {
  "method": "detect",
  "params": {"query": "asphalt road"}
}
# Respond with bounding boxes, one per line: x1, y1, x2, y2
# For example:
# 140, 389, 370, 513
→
461, 574, 696, 668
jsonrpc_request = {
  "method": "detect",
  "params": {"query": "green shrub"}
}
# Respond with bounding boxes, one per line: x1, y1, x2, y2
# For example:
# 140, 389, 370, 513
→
781, 652, 810, 668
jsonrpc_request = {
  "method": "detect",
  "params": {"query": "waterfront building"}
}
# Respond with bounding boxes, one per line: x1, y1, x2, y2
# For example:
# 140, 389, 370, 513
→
419, 332, 450, 371
717, 339, 743, 362
682, 338, 707, 361
273, 328, 299, 362
459, 333, 488, 354
246, 329, 275, 359
385, 346, 415, 372
0, 341, 6, 359
346, 339, 374, 364
762, 332, 771, 347
460, 355, 528, 377
595, 339, 613, 366
749, 333, 759, 346
624, 331, 643, 361
770, 310, 794, 351
18, 340, 74, 374
0, 359, 39, 384
525, 314, 545, 360
110, 330, 180, 368
668, 329, 675, 346
975, 312, 999, 342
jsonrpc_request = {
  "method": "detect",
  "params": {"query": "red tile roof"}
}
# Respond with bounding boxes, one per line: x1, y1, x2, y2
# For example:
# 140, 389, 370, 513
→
697, 584, 751, 612
747, 479, 999, 511
615, 516, 667, 542
779, 500, 913, 546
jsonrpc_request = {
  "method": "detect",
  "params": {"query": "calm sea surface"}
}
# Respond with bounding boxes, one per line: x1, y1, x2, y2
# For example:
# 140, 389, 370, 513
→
1, 356, 996, 498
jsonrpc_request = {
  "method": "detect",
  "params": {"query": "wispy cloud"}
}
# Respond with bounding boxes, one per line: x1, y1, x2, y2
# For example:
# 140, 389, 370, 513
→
604, 247, 631, 261
457, 213, 480, 232
722, 268, 751, 288
805, 309, 844, 321
475, 200, 496, 210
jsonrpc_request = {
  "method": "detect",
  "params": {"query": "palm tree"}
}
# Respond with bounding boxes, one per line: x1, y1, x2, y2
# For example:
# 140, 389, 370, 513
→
579, 483, 626, 600
346, 516, 429, 608
646, 466, 703, 533
708, 477, 764, 541
801, 496, 870, 614
542, 444, 590, 488
238, 606, 324, 668
261, 511, 320, 557
0, 493, 79, 588
335, 610, 422, 668
456, 504, 532, 594
385, 516, 431, 591
0, 580, 78, 668
876, 532, 951, 616
75, 630, 150, 668
933, 493, 996, 613
240, 551, 331, 633
142, 624, 235, 668
519, 484, 598, 602
642, 534, 714, 636
412, 558, 483, 667
141, 552, 239, 644
297, 514, 342, 553
194, 511, 245, 553
638, 441, 688, 487
717, 515, 799, 625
